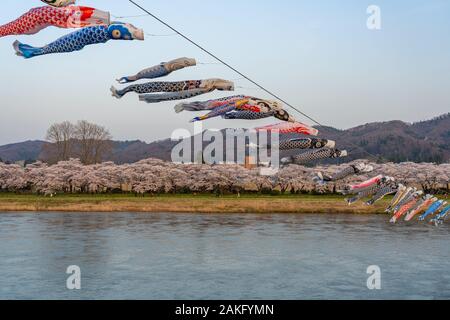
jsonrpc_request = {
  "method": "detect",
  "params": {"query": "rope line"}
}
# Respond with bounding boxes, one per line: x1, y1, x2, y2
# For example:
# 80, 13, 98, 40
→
111, 14, 149, 19
127, 0, 387, 163
197, 62, 223, 65
145, 32, 178, 37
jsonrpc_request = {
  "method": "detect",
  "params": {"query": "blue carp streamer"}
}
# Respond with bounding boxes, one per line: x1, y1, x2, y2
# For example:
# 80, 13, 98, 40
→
13, 23, 144, 59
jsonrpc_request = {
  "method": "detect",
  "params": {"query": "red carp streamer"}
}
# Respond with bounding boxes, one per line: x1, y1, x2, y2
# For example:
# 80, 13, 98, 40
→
0, 6, 110, 38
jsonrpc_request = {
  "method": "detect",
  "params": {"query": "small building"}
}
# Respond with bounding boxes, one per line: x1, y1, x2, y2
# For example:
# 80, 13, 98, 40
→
15, 160, 26, 168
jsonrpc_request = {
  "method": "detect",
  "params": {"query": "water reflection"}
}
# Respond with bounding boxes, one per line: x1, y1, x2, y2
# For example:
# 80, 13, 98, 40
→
0, 213, 449, 299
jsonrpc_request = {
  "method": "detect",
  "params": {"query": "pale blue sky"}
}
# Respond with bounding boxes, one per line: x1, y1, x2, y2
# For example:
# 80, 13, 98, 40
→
0, 0, 449, 144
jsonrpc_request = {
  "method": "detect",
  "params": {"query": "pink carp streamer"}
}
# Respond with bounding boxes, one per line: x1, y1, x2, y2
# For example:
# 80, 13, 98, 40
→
0, 6, 110, 38
255, 122, 319, 136
348, 175, 383, 192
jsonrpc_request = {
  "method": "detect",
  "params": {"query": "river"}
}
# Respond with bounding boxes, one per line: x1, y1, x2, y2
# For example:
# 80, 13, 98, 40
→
0, 213, 448, 299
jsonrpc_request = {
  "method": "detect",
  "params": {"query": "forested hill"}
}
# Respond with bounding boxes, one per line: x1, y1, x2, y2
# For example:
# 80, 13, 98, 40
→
317, 113, 449, 163
0, 114, 448, 164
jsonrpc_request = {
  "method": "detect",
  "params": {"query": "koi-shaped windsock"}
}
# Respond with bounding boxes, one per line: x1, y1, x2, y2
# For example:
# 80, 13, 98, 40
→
281, 149, 348, 166
174, 96, 282, 114
191, 99, 249, 122
41, 0, 76, 7
313, 163, 374, 185
419, 200, 447, 221
111, 79, 234, 99
390, 191, 424, 223
255, 122, 319, 136
13, 23, 144, 59
117, 57, 197, 84
1, 6, 110, 38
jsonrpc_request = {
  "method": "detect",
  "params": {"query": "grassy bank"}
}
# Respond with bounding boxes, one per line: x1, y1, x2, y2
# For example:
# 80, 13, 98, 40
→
0, 193, 391, 214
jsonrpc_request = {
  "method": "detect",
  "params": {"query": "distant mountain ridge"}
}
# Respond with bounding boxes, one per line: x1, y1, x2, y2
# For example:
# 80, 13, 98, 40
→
0, 140, 46, 164
0, 114, 449, 164
316, 113, 450, 163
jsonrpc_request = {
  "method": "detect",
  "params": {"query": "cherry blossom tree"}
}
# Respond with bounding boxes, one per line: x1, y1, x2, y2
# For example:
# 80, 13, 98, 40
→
0, 158, 448, 195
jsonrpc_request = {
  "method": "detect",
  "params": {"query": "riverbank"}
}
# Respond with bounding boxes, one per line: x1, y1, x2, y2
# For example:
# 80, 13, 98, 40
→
0, 194, 391, 214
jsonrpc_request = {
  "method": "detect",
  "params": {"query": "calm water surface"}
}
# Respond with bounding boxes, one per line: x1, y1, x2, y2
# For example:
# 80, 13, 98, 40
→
0, 213, 449, 300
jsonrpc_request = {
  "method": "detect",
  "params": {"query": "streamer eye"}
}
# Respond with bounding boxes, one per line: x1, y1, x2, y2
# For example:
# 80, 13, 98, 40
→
112, 30, 122, 39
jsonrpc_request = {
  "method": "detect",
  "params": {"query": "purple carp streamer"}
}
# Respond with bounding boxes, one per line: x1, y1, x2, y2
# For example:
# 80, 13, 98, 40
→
111, 78, 235, 99
117, 57, 197, 84
13, 23, 144, 59
282, 148, 348, 165
191, 100, 249, 122
174, 96, 282, 113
